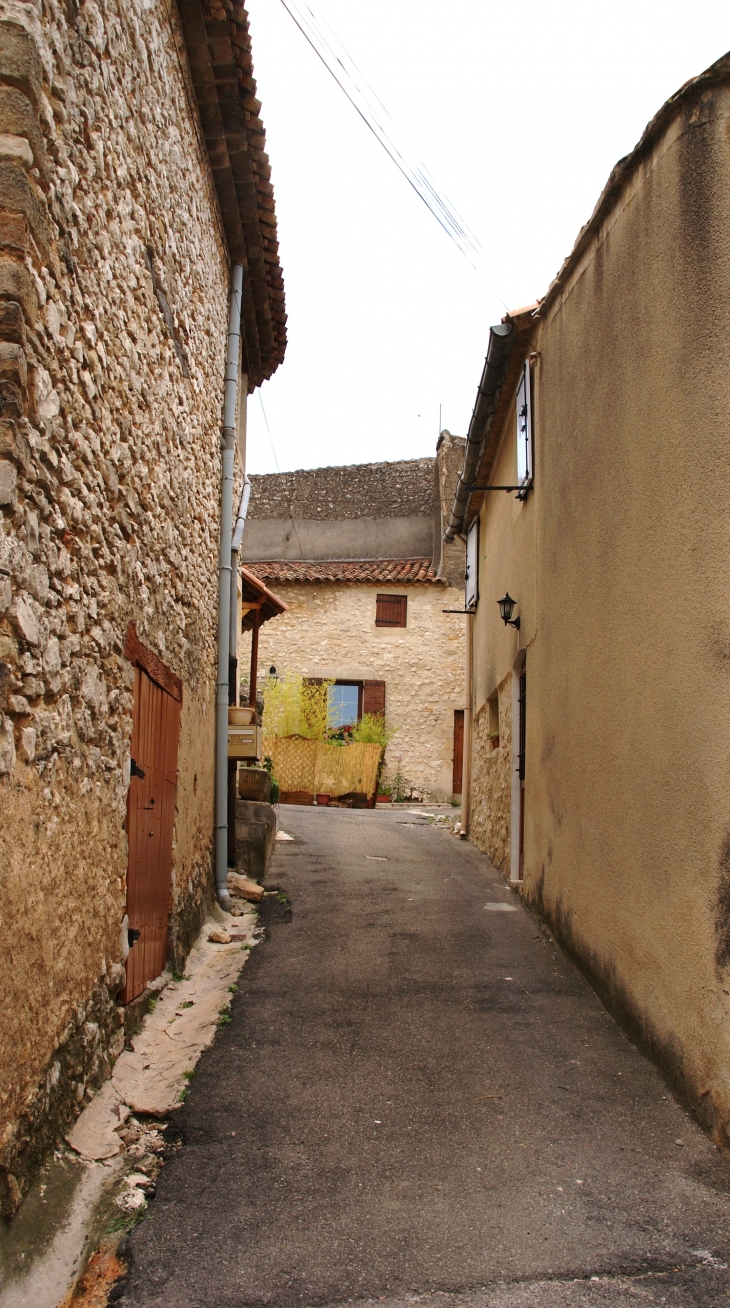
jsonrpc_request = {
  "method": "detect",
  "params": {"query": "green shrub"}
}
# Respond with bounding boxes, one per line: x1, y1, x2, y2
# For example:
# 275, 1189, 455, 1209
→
351, 713, 397, 747
261, 674, 335, 741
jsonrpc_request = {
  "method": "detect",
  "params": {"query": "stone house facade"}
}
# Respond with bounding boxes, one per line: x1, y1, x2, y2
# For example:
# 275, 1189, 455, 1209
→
240, 435, 466, 802
0, 0, 285, 1215
446, 53, 730, 1150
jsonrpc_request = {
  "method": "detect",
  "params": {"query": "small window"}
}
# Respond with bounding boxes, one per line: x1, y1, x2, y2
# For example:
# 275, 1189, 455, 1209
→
328, 682, 362, 729
516, 362, 533, 489
376, 594, 407, 627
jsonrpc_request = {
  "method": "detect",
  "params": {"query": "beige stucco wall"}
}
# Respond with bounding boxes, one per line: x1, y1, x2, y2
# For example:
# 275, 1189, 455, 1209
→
468, 79, 730, 1145
240, 582, 465, 801
0, 0, 233, 1211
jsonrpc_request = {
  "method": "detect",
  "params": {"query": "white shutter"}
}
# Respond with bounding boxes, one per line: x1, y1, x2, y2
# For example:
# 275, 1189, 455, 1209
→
465, 518, 479, 610
516, 362, 532, 488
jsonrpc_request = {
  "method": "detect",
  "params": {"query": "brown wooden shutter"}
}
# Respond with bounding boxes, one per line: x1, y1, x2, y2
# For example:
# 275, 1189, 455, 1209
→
375, 594, 407, 627
363, 680, 385, 716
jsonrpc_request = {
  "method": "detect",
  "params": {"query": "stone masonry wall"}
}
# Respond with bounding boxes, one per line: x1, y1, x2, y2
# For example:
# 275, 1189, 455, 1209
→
0, 0, 232, 1215
468, 671, 512, 875
248, 459, 436, 523
436, 431, 466, 587
240, 581, 465, 802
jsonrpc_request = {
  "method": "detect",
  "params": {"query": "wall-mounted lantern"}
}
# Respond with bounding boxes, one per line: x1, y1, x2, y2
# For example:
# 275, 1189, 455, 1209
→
497, 593, 520, 630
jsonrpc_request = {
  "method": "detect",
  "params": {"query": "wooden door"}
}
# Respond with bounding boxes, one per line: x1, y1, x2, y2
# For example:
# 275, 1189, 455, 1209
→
452, 709, 464, 796
121, 665, 181, 1004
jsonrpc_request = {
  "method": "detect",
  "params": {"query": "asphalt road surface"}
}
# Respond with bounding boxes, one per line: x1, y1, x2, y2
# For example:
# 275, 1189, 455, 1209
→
122, 807, 730, 1307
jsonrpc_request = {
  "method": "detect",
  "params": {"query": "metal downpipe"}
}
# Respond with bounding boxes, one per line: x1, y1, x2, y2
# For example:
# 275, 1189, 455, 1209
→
229, 474, 252, 662
461, 610, 473, 838
215, 264, 243, 912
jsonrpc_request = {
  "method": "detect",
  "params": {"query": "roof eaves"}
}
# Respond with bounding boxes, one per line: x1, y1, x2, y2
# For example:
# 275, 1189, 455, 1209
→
175, 0, 287, 387
239, 564, 288, 630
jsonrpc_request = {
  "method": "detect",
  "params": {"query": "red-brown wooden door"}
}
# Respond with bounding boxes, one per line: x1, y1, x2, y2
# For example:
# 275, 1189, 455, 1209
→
121, 666, 181, 1003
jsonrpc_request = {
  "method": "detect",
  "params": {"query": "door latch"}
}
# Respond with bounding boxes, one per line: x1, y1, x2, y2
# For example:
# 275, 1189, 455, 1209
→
130, 758, 145, 779
128, 927, 141, 947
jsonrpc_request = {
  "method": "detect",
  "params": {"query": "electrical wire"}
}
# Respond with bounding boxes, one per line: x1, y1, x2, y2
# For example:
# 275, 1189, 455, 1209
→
257, 393, 306, 558
277, 0, 502, 290
258, 391, 281, 473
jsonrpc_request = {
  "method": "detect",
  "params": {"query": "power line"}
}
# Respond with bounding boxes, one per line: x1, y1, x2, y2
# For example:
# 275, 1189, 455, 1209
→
256, 393, 305, 559
257, 391, 280, 472
277, 0, 499, 283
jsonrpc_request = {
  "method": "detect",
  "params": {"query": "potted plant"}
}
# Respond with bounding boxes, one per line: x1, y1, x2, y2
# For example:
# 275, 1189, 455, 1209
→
377, 784, 392, 804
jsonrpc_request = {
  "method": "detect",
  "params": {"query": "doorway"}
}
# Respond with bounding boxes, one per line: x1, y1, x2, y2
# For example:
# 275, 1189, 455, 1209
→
452, 709, 464, 798
121, 628, 182, 1004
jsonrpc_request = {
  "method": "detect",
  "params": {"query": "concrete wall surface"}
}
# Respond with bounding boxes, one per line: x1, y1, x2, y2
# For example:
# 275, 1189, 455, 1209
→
240, 582, 466, 801
0, 0, 236, 1214
466, 71, 730, 1147
241, 515, 434, 562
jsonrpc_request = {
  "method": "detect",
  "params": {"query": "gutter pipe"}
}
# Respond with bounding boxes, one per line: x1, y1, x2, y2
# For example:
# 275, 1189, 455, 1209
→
461, 609, 473, 838
229, 475, 252, 661
443, 323, 515, 542
215, 263, 243, 913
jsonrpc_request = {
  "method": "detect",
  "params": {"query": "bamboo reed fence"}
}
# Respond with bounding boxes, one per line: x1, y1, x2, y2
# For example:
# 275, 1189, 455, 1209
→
262, 737, 382, 799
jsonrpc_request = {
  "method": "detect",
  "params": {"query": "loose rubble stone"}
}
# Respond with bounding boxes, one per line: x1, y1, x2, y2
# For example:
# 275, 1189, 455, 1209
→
227, 872, 264, 902
65, 1081, 130, 1161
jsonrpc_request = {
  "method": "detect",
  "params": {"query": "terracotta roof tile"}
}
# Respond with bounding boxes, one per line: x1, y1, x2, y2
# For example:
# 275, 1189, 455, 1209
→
177, 0, 286, 385
244, 558, 443, 584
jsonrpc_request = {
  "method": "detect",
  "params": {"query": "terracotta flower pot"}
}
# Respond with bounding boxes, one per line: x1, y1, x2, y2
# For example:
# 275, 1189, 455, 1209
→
315, 793, 330, 806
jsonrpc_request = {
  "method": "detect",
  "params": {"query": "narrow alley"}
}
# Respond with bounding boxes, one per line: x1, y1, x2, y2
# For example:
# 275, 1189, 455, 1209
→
121, 810, 730, 1307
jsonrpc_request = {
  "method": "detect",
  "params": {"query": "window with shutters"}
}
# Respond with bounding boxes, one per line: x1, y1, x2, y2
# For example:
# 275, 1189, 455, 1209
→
465, 519, 479, 610
516, 361, 533, 490
328, 682, 362, 729
375, 594, 407, 627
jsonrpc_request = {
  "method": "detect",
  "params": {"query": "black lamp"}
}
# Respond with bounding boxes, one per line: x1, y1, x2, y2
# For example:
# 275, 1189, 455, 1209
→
497, 593, 520, 629
269, 665, 278, 679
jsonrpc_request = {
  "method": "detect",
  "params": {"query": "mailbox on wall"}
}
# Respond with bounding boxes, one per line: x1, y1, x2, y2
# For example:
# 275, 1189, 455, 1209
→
227, 724, 261, 760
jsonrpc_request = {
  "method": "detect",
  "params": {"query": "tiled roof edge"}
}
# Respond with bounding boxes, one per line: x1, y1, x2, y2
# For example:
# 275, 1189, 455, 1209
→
176, 0, 286, 386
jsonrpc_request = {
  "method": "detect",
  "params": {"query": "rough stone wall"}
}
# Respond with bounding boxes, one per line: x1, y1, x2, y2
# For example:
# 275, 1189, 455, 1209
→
468, 672, 512, 876
0, 0, 233, 1215
241, 582, 465, 801
435, 431, 466, 586
248, 459, 436, 522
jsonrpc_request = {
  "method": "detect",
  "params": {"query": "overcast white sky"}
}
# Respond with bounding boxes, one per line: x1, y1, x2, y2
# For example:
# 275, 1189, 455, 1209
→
244, 0, 729, 475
